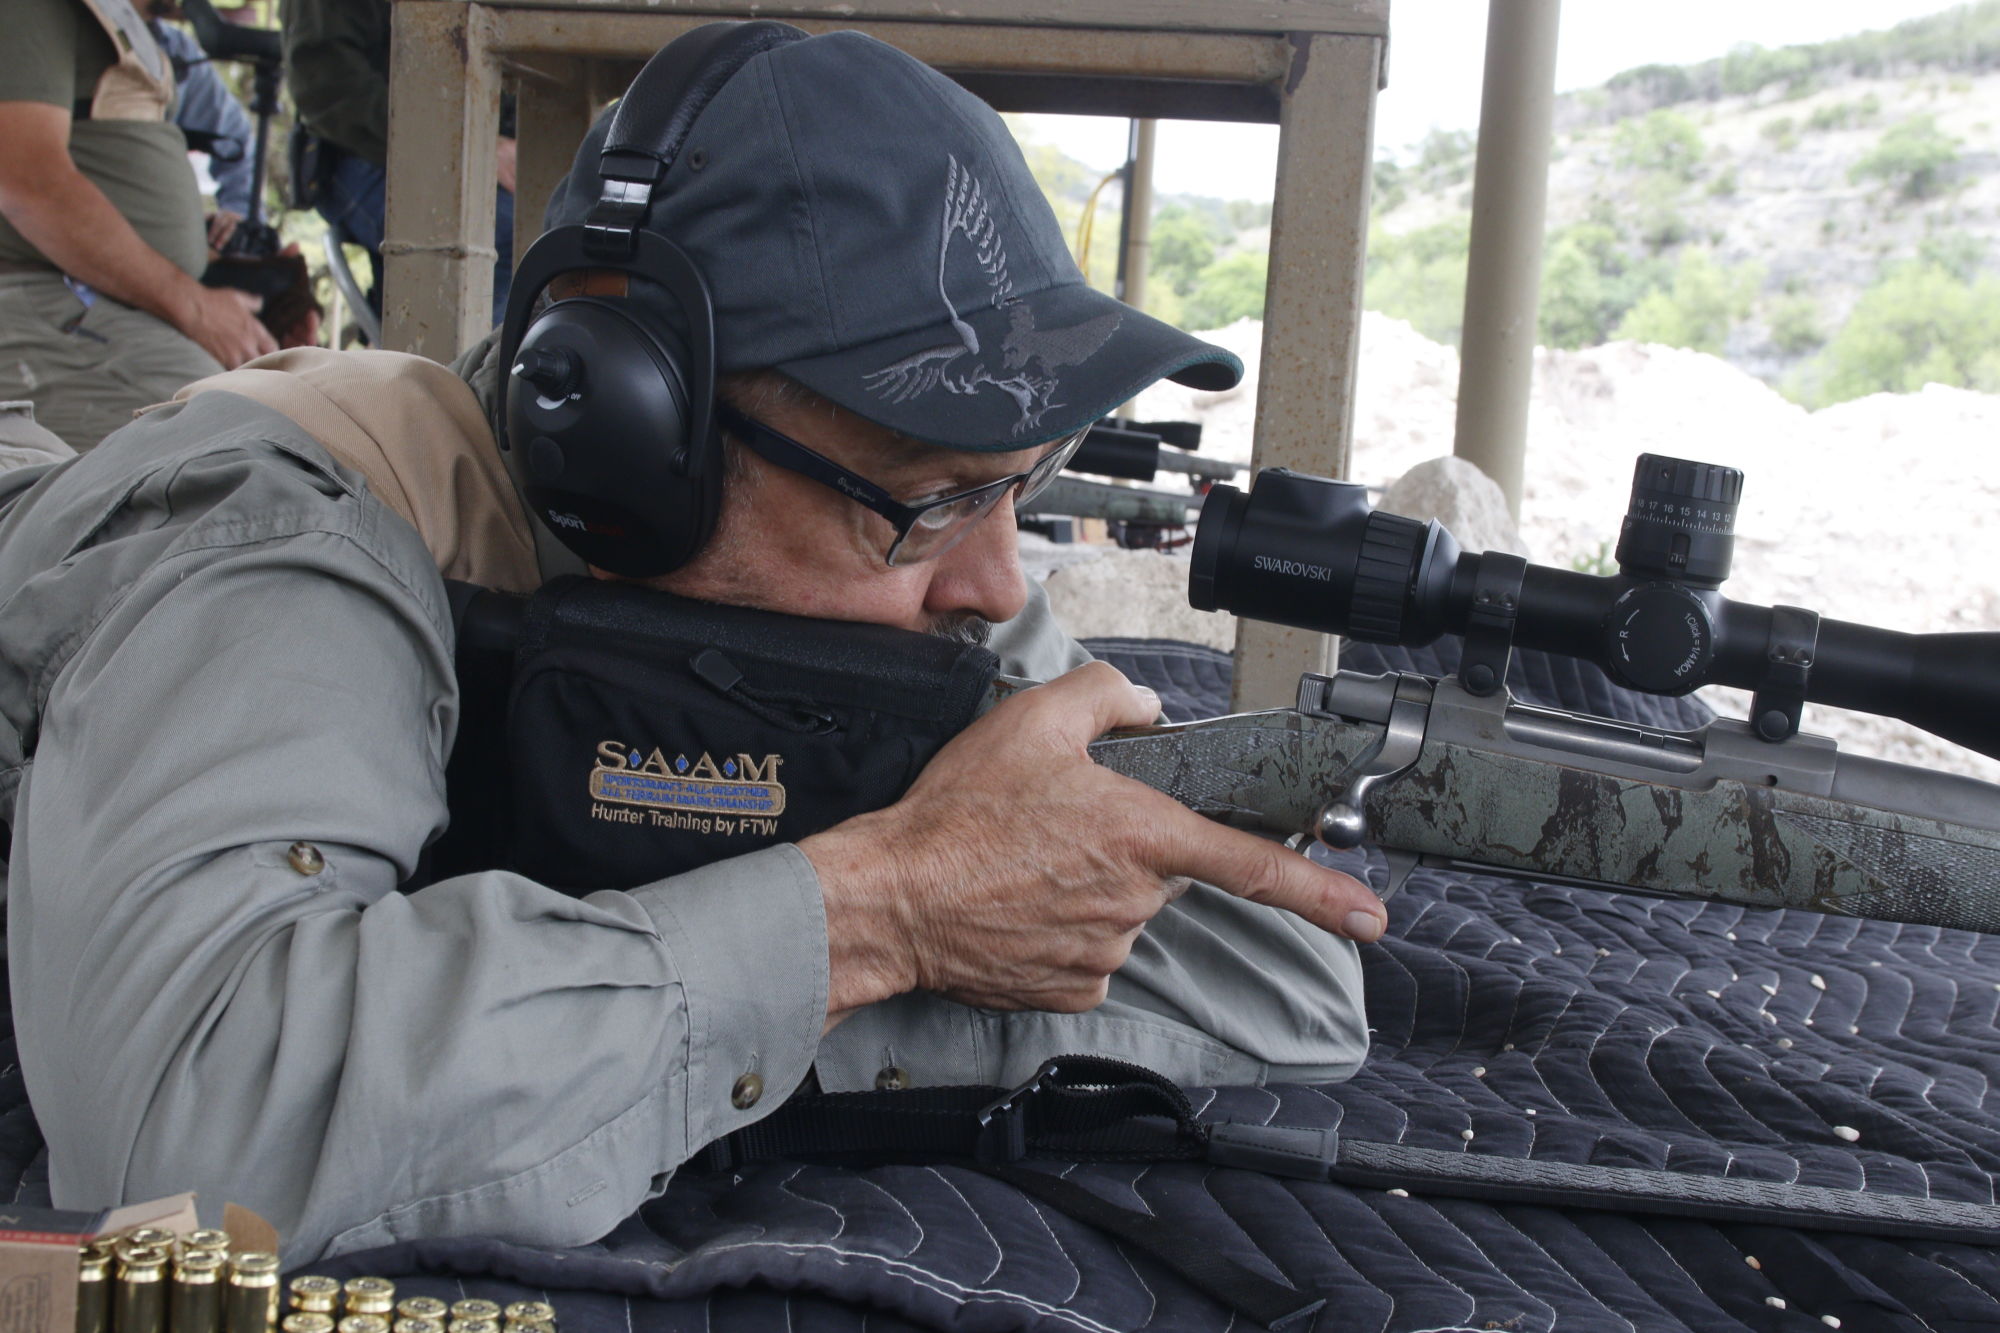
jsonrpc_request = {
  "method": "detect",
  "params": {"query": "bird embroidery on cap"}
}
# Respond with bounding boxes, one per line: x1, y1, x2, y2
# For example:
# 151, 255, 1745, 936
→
864, 156, 1119, 437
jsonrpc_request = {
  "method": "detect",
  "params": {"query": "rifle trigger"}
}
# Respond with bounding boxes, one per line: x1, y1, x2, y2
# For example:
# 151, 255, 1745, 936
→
1379, 848, 1419, 902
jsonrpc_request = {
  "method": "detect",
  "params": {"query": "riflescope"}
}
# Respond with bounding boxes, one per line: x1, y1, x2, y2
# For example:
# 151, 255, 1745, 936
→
1190, 455, 2000, 761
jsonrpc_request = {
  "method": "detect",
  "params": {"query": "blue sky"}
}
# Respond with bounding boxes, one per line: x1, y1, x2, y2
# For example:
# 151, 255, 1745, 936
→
1025, 0, 1969, 202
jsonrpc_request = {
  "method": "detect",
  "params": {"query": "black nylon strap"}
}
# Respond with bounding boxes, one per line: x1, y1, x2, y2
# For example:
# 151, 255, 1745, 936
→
709, 1055, 2000, 1326
971, 1164, 1326, 1330
1336, 1140, 2000, 1246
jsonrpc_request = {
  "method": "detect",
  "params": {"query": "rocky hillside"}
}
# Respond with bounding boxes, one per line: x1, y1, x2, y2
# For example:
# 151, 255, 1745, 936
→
1368, 2, 2000, 404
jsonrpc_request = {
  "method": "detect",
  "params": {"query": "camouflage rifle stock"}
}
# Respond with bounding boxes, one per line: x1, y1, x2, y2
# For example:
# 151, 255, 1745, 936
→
1090, 667, 2000, 932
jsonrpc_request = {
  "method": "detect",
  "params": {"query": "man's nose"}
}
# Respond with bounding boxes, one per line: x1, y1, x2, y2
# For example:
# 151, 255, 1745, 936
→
924, 499, 1029, 625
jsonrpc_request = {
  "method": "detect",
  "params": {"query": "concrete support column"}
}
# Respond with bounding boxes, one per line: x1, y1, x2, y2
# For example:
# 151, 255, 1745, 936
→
1452, 0, 1561, 520
1231, 32, 1382, 711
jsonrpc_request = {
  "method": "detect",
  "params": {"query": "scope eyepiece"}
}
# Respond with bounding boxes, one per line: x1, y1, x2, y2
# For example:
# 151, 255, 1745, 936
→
1189, 469, 1460, 644
1616, 454, 1742, 588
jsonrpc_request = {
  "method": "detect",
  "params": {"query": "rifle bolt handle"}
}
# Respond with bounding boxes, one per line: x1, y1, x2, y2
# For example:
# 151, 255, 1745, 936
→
1317, 801, 1369, 851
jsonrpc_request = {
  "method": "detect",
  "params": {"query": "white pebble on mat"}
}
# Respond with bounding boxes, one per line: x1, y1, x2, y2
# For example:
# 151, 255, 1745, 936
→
1834, 1125, 1861, 1142
1767, 1297, 1787, 1310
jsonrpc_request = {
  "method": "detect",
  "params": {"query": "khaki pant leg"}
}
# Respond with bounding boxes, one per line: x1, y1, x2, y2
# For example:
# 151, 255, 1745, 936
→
0, 275, 221, 452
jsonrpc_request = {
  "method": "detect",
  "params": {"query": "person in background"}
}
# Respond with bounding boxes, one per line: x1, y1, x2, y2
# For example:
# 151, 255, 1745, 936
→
0, 0, 276, 452
149, 10, 258, 252
282, 0, 516, 325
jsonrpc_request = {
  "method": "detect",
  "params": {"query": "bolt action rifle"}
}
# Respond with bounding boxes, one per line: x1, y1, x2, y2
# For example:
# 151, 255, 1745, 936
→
1089, 455, 2000, 930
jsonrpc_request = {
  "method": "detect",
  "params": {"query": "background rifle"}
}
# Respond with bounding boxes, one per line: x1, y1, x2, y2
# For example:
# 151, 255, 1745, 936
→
1090, 455, 2000, 933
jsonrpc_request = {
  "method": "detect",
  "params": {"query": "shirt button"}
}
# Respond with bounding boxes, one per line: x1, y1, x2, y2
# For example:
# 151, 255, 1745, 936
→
874, 1065, 910, 1091
287, 842, 325, 875
731, 1073, 764, 1109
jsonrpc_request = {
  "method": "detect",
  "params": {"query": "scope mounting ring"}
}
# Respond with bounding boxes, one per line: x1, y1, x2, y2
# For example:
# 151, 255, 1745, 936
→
1459, 554, 1527, 697
1751, 604, 1820, 742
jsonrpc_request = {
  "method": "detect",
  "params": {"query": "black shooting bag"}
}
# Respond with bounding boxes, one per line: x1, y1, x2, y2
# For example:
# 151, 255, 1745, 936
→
435, 575, 999, 891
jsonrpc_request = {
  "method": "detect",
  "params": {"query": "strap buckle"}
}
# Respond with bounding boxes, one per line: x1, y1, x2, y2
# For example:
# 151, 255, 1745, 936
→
974, 1058, 1062, 1164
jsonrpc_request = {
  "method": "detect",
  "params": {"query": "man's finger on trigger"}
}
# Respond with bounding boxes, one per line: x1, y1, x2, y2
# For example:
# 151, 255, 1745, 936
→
1157, 806, 1385, 942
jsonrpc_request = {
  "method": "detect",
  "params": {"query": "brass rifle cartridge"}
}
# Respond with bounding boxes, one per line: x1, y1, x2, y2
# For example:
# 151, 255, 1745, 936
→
283, 1316, 336, 1333
172, 1251, 227, 1333
343, 1279, 395, 1317
289, 1276, 342, 1315
114, 1244, 169, 1333
501, 1303, 554, 1328
395, 1299, 448, 1322
186, 1230, 235, 1256
76, 1244, 110, 1333
338, 1316, 388, 1333
450, 1319, 499, 1333
124, 1228, 178, 1256
227, 1253, 282, 1333
448, 1302, 500, 1324
393, 1319, 444, 1333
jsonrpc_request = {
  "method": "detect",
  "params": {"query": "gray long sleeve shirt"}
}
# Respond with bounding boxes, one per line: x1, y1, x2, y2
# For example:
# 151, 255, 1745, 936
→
0, 361, 1365, 1264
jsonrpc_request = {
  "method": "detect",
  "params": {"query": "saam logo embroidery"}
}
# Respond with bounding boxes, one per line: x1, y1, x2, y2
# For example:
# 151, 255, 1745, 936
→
590, 740, 788, 821
863, 156, 1122, 437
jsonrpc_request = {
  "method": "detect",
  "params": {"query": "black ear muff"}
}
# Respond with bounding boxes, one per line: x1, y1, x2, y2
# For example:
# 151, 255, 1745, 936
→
498, 19, 809, 578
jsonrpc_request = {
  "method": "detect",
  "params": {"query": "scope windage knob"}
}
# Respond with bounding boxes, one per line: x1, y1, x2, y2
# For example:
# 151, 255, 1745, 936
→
1615, 454, 1742, 588
1604, 582, 1716, 694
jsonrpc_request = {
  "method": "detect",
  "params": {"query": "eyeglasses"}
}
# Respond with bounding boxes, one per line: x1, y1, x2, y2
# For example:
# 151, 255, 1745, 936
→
715, 401, 1088, 567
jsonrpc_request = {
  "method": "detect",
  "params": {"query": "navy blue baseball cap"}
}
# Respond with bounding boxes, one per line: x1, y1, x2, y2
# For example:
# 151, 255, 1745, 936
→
542, 27, 1244, 453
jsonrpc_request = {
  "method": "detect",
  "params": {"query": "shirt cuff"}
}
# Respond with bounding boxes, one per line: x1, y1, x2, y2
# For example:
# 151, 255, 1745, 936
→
626, 842, 829, 1153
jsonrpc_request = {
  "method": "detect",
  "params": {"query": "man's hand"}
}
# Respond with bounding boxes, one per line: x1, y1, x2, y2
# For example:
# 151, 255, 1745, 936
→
802, 661, 1386, 1028
0, 100, 273, 367
206, 210, 243, 254
180, 284, 277, 368
496, 136, 517, 194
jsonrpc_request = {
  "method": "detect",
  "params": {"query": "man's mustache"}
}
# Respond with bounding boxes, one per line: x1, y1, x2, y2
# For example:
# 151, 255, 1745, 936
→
928, 615, 992, 647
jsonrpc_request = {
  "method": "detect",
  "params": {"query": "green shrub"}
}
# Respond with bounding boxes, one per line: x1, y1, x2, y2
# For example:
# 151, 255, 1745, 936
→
1761, 116, 1799, 150
1767, 294, 1824, 354
1364, 217, 1470, 344
1182, 251, 1270, 331
1538, 223, 1662, 349
1918, 229, 1986, 281
1807, 93, 1881, 132
1612, 249, 1761, 355
1149, 205, 1219, 298
1813, 260, 2000, 402
1849, 115, 1962, 199
1614, 110, 1705, 181
1707, 166, 1739, 197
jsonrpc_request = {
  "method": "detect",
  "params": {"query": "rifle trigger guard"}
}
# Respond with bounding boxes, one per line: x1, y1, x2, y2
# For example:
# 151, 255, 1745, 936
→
1317, 676, 1430, 850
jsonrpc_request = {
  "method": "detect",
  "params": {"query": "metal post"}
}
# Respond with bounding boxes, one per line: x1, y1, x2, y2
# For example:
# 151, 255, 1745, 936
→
1117, 118, 1156, 311
1452, 0, 1560, 520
